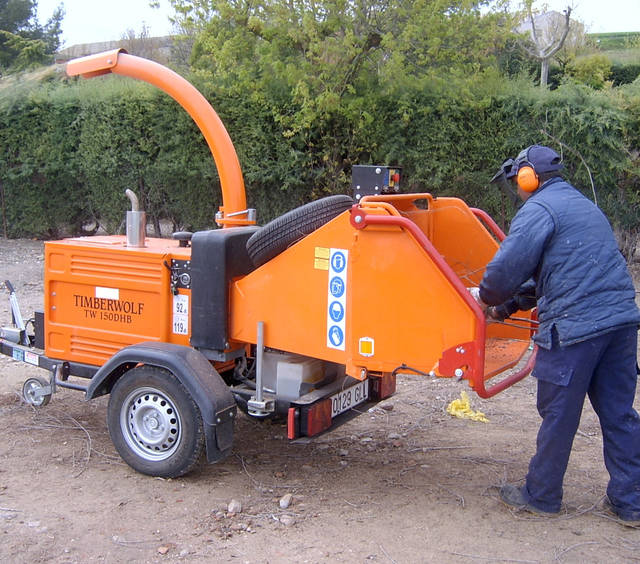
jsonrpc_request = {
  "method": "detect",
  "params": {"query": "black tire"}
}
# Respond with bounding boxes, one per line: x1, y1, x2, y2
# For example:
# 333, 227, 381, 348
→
107, 365, 205, 478
246, 195, 354, 267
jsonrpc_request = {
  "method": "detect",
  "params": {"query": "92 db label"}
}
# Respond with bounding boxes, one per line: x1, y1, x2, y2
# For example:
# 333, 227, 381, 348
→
330, 380, 369, 418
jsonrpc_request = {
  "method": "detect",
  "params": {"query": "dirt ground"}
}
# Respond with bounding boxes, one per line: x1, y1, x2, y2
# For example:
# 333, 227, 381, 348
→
1, 238, 640, 564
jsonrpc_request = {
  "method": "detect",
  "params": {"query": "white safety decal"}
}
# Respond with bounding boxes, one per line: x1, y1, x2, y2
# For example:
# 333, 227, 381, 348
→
25, 351, 39, 366
326, 249, 348, 350
172, 294, 189, 335
95, 286, 119, 300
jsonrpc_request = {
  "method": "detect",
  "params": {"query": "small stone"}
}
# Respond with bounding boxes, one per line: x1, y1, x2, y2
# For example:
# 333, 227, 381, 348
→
274, 471, 285, 478
380, 403, 394, 411
228, 499, 242, 514
279, 493, 293, 509
0, 512, 16, 521
387, 432, 401, 440
179, 549, 190, 557
339, 460, 348, 467
279, 514, 295, 527
360, 437, 373, 443
157, 545, 171, 555
301, 464, 313, 472
338, 449, 349, 457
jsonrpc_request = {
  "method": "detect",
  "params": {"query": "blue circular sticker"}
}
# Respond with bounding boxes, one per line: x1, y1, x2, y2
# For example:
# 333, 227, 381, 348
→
329, 276, 345, 298
331, 251, 347, 273
329, 301, 344, 322
328, 325, 344, 347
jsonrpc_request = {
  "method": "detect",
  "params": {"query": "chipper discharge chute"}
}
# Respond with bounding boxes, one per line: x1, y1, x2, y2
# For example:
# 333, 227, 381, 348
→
0, 49, 535, 478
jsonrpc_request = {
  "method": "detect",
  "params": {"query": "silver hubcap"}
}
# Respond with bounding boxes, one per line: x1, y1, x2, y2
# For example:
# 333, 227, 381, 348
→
120, 387, 181, 461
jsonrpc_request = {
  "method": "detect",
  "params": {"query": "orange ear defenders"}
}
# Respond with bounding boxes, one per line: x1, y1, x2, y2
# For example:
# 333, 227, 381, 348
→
516, 163, 539, 192
515, 147, 539, 192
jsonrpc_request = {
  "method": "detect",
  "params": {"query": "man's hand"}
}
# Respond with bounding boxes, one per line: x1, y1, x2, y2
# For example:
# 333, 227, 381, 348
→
486, 306, 506, 321
467, 287, 487, 311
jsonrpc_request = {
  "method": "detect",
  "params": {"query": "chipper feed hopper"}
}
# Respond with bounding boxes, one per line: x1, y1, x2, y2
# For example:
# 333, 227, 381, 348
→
0, 49, 536, 478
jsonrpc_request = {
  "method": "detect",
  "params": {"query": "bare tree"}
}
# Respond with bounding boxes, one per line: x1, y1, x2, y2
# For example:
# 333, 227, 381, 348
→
120, 25, 169, 64
518, 2, 572, 87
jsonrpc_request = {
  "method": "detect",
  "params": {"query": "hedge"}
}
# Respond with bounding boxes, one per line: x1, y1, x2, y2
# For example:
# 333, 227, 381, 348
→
0, 72, 638, 239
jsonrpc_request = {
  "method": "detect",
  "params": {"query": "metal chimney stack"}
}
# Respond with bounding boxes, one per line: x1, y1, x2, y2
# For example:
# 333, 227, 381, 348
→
125, 189, 146, 247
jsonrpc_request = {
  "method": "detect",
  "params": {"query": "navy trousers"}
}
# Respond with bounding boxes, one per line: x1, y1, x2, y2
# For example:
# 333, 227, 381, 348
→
522, 326, 640, 516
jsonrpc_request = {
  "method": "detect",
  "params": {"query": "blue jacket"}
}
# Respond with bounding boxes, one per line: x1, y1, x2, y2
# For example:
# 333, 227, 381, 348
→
479, 177, 640, 349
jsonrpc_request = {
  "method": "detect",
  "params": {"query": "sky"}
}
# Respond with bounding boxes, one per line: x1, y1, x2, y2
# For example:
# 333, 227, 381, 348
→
37, 0, 175, 48
542, 0, 640, 34
37, 0, 640, 49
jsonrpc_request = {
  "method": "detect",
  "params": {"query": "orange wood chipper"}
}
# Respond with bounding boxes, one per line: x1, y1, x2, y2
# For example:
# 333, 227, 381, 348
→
0, 50, 536, 478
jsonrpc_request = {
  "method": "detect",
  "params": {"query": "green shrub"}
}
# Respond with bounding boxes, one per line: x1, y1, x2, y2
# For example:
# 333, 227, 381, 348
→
567, 54, 612, 89
611, 64, 640, 86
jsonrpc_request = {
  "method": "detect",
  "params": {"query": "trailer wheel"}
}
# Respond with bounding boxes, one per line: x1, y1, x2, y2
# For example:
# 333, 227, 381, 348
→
246, 195, 354, 267
107, 365, 205, 478
22, 376, 51, 407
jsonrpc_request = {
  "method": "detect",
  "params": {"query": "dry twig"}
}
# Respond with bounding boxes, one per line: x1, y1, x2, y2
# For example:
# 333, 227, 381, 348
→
445, 551, 538, 563
379, 544, 398, 564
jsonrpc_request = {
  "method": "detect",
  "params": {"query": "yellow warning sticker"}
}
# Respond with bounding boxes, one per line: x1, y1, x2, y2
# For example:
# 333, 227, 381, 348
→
314, 247, 331, 270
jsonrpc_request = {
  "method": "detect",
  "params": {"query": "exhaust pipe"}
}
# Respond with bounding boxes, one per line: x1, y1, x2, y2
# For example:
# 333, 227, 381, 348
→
125, 189, 146, 247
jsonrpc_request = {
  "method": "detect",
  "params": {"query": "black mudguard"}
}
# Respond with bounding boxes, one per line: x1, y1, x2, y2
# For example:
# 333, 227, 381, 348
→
86, 342, 236, 463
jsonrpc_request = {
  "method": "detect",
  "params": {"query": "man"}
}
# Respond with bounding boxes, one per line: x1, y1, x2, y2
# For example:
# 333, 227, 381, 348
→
475, 144, 640, 523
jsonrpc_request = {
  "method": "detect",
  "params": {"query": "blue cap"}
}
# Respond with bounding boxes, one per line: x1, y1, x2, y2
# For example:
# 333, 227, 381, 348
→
514, 145, 563, 175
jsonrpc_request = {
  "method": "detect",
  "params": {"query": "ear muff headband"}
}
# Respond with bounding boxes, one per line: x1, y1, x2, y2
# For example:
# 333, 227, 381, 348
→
517, 164, 539, 192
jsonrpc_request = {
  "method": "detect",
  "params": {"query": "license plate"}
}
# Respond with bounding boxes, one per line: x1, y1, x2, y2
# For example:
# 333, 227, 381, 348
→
330, 380, 369, 418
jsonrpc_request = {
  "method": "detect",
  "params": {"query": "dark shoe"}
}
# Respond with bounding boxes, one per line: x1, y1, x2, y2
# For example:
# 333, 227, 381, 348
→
499, 484, 557, 516
602, 497, 640, 527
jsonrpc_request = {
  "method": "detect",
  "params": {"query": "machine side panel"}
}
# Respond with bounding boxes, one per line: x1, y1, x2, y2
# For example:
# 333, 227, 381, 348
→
45, 237, 191, 366
229, 210, 479, 377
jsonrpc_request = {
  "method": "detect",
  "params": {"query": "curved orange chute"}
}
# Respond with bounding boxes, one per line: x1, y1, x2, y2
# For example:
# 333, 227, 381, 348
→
66, 49, 253, 226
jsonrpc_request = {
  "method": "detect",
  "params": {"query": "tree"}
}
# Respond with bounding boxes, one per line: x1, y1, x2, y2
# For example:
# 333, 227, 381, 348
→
120, 24, 169, 63
0, 0, 64, 74
168, 0, 513, 113
517, 1, 572, 87
552, 16, 585, 76
160, 0, 514, 198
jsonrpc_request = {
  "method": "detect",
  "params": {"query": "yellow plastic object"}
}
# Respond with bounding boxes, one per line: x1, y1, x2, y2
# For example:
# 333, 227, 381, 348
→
446, 391, 488, 423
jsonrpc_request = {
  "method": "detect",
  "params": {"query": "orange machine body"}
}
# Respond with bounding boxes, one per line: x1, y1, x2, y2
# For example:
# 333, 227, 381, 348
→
229, 194, 533, 397
44, 193, 533, 398
44, 236, 192, 366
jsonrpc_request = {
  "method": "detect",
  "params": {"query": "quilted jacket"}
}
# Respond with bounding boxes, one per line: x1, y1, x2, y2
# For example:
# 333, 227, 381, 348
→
479, 177, 640, 349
